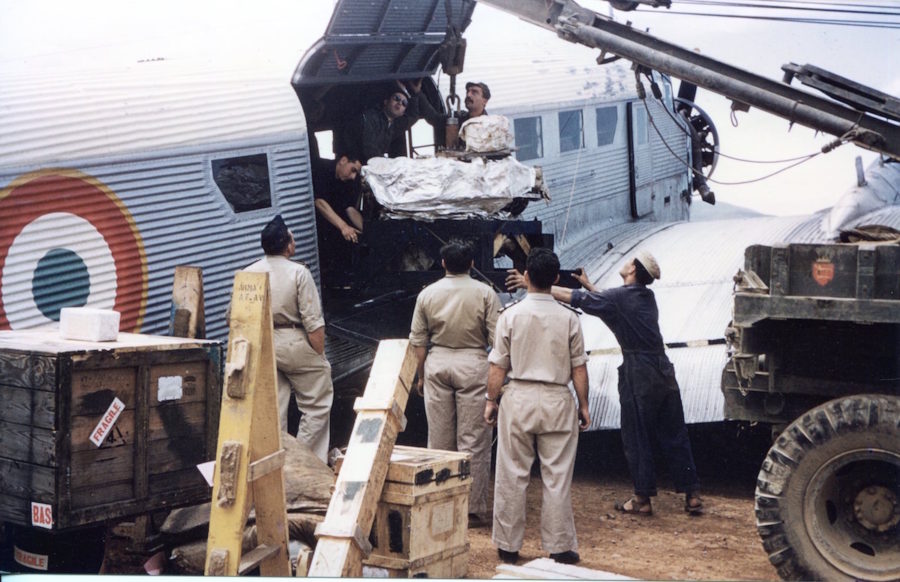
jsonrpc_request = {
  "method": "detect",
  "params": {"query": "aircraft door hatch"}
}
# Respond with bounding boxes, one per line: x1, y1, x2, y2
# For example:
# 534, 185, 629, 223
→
292, 0, 476, 88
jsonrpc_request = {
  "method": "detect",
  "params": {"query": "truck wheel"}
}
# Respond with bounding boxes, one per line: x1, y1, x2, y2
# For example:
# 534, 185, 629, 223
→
755, 394, 900, 581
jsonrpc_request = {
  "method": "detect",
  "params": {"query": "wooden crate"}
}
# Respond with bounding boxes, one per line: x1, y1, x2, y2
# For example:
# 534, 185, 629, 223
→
0, 330, 223, 530
362, 446, 472, 578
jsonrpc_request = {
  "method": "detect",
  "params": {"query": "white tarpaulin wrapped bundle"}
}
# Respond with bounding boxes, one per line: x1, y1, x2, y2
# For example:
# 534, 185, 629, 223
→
362, 156, 536, 219
459, 115, 513, 152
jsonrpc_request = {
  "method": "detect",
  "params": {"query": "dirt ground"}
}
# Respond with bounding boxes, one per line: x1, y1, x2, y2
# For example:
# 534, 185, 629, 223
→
397, 396, 782, 580
464, 471, 778, 580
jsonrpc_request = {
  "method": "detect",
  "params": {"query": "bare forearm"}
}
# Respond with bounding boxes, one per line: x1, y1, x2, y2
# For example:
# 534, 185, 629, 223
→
314, 199, 348, 230
486, 363, 506, 400
414, 346, 426, 378
572, 364, 589, 407
308, 326, 326, 355
346, 207, 364, 231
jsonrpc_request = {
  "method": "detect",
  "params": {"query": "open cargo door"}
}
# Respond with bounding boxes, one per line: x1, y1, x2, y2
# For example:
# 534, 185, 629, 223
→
292, 0, 476, 87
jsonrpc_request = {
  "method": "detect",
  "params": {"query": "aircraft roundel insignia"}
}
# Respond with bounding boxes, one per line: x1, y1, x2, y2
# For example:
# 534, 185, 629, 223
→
0, 170, 148, 332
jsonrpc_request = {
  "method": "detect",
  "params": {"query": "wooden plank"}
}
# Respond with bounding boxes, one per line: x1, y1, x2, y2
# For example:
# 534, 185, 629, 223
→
309, 340, 416, 578
70, 480, 134, 509
69, 409, 136, 452
170, 265, 206, 339
0, 420, 57, 466
366, 542, 469, 572
148, 467, 208, 495
0, 351, 57, 390
0, 385, 55, 428
70, 446, 134, 488
205, 271, 290, 576
0, 457, 55, 501
381, 446, 471, 486
147, 433, 210, 474
0, 330, 217, 354
69, 367, 137, 414
380, 480, 470, 507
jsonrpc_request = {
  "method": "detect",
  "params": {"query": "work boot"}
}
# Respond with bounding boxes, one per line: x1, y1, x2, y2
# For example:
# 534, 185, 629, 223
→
497, 549, 519, 564
549, 550, 580, 565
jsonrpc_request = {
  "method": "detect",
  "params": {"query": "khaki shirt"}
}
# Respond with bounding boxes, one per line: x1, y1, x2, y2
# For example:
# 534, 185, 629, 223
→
244, 255, 325, 332
489, 293, 587, 386
409, 274, 501, 349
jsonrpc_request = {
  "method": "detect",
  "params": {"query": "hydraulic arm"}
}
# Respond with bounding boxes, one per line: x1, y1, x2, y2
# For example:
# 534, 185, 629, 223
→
478, 0, 900, 160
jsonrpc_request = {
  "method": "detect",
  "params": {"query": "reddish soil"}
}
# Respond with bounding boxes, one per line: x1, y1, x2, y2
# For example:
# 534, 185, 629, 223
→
464, 472, 778, 580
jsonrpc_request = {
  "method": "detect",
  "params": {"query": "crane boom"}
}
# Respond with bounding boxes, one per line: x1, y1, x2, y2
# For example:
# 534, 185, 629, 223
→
478, 0, 900, 160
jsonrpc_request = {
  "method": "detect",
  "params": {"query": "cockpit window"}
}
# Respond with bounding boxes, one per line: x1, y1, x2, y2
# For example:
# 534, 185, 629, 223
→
212, 154, 272, 213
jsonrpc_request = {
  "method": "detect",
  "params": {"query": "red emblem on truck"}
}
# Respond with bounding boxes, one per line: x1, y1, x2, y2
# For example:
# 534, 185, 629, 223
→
812, 259, 834, 286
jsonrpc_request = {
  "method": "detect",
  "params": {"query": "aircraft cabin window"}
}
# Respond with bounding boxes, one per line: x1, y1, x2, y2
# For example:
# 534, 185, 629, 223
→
596, 106, 618, 146
634, 106, 649, 146
558, 110, 584, 153
514, 116, 543, 161
212, 153, 272, 213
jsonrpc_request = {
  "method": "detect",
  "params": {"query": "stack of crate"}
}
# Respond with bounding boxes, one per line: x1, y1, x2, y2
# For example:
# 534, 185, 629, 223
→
338, 445, 472, 578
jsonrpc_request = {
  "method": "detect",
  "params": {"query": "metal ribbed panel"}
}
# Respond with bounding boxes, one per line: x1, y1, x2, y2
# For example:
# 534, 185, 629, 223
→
586, 344, 728, 429
0, 62, 314, 344
847, 206, 900, 230
1, 65, 306, 168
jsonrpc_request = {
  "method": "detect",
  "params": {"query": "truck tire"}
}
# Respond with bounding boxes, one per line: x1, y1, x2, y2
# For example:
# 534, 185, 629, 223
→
755, 394, 900, 581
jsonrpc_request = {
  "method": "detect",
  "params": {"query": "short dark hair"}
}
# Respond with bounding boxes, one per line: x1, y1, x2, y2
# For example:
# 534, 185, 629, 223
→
440, 239, 473, 274
526, 247, 559, 290
336, 153, 360, 164
261, 215, 291, 255
633, 259, 654, 286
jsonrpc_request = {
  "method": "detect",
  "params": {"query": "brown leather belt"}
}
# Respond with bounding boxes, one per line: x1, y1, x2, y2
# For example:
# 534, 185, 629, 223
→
273, 322, 304, 330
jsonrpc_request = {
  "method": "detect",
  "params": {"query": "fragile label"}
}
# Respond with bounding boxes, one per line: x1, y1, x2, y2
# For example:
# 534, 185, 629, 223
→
90, 397, 125, 447
157, 376, 184, 402
14, 545, 49, 570
31, 501, 53, 529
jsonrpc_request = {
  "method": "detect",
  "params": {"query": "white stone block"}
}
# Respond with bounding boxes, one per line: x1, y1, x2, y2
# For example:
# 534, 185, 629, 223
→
59, 308, 121, 342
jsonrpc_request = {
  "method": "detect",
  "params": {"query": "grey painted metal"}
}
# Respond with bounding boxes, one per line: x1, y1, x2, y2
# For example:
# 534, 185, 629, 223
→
0, 62, 317, 344
479, 0, 900, 160
294, 0, 476, 86
586, 344, 727, 429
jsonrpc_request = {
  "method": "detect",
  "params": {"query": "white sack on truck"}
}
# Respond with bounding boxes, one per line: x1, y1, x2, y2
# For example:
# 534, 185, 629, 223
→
362, 156, 536, 219
459, 114, 513, 152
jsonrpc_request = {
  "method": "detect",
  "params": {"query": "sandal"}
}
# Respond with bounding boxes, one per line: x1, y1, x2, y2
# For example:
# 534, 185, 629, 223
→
685, 494, 703, 515
614, 497, 653, 516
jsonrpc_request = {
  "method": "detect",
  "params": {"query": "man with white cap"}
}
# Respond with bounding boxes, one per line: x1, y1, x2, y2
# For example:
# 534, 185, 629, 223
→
506, 251, 701, 516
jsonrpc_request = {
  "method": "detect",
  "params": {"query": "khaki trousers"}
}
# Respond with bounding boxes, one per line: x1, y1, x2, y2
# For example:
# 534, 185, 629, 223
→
492, 381, 578, 554
424, 347, 492, 518
274, 328, 333, 463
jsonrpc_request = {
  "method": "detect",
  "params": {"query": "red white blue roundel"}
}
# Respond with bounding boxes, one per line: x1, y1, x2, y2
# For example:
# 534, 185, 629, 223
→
0, 170, 148, 332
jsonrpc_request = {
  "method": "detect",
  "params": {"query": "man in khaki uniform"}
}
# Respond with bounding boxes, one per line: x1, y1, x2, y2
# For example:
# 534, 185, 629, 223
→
484, 248, 590, 565
244, 215, 333, 463
409, 239, 501, 526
